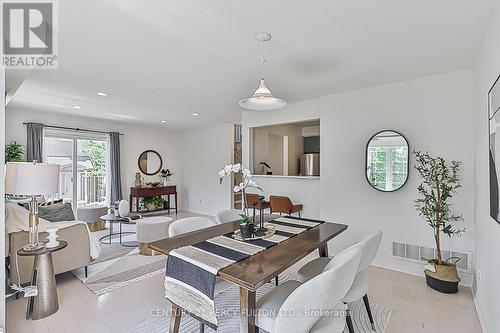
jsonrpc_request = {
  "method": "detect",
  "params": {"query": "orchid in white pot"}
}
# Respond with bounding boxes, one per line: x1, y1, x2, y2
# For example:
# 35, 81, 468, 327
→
219, 163, 262, 212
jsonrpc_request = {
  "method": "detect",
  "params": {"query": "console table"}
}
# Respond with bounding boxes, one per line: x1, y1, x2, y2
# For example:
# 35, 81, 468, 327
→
130, 185, 177, 214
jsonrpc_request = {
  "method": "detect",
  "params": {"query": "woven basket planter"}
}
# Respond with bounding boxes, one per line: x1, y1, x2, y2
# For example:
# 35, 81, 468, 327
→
424, 259, 460, 294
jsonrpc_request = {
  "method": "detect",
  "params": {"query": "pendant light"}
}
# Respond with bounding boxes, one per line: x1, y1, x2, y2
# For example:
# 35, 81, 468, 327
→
238, 32, 287, 111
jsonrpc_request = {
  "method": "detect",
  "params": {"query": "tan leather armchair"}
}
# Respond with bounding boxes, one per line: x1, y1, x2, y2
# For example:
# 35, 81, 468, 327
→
269, 195, 303, 217
245, 193, 271, 212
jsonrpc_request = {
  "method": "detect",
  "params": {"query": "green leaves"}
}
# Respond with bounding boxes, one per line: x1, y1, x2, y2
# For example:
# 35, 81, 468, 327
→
239, 214, 254, 226
5, 141, 24, 162
414, 150, 464, 260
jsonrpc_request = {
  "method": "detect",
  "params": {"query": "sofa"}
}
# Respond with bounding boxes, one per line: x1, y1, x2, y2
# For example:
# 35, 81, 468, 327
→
9, 223, 92, 285
6, 202, 95, 285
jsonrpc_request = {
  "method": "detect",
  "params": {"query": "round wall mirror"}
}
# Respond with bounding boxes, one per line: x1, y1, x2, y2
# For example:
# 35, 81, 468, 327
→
138, 150, 163, 175
366, 130, 409, 192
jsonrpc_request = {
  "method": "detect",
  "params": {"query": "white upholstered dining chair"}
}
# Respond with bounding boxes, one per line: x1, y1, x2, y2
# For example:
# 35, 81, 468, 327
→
256, 246, 362, 333
168, 216, 217, 236
215, 209, 243, 224
296, 230, 383, 332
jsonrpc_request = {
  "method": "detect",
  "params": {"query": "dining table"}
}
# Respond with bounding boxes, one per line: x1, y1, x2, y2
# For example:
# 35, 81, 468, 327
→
149, 218, 348, 333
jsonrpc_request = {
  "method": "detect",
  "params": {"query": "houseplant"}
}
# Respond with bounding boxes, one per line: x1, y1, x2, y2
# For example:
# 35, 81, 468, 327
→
414, 151, 465, 293
143, 195, 164, 211
219, 163, 261, 236
259, 161, 271, 175
239, 214, 255, 238
5, 141, 24, 162
159, 169, 173, 185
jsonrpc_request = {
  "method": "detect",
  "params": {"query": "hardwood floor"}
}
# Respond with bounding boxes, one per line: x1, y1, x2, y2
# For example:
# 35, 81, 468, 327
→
6, 216, 482, 333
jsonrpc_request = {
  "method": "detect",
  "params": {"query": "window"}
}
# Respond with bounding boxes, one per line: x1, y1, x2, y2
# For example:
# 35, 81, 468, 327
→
44, 129, 110, 211
367, 146, 408, 191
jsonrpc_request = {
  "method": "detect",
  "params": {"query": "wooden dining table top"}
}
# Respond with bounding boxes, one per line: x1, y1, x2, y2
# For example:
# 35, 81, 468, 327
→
148, 219, 348, 291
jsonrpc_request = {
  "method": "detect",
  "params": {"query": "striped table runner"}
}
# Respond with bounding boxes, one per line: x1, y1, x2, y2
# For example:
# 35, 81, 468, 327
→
164, 216, 324, 329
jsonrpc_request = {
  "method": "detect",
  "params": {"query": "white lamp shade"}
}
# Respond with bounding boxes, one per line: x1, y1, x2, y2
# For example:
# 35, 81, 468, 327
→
239, 79, 287, 111
5, 162, 60, 195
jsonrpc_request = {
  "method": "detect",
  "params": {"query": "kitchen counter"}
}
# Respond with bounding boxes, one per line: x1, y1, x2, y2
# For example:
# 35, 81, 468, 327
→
252, 174, 320, 180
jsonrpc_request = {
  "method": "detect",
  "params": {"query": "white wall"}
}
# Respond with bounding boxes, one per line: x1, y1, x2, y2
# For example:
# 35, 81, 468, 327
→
473, 1, 500, 331
5, 107, 182, 203
179, 124, 233, 215
242, 99, 321, 218
320, 70, 475, 285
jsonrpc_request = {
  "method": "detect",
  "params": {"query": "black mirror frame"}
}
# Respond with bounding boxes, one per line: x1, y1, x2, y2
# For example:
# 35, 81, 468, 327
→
138, 150, 163, 176
365, 130, 410, 193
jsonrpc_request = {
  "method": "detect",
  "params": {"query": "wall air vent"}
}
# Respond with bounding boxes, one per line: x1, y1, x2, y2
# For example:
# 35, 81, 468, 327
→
391, 241, 472, 272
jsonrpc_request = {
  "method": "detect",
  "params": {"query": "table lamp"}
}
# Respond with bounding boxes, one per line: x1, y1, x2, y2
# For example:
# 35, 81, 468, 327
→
5, 161, 60, 251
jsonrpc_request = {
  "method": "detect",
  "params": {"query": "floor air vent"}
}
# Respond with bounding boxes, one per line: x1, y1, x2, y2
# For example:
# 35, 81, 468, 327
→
392, 242, 471, 272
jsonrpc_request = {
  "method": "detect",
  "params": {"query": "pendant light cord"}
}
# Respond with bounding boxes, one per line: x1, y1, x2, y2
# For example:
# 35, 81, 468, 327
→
261, 39, 265, 80
260, 38, 271, 81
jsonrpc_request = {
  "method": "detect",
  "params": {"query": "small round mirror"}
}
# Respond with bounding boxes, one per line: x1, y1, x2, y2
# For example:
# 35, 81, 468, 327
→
138, 150, 162, 175
366, 130, 409, 192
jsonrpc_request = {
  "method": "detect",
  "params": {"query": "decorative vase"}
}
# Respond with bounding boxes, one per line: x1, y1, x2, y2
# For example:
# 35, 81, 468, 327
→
135, 172, 142, 187
239, 223, 255, 238
46, 227, 60, 248
114, 209, 120, 217
118, 200, 130, 217
424, 259, 460, 293
162, 178, 168, 186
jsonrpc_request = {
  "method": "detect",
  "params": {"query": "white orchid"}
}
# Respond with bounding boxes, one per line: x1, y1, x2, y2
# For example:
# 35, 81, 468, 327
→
219, 163, 261, 193
242, 168, 252, 178
234, 182, 245, 192
232, 163, 241, 173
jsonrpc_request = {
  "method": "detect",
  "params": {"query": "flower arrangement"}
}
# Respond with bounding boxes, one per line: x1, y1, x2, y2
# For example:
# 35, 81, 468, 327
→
160, 169, 173, 179
110, 201, 120, 211
219, 163, 261, 193
110, 201, 120, 216
219, 163, 262, 230
159, 169, 173, 185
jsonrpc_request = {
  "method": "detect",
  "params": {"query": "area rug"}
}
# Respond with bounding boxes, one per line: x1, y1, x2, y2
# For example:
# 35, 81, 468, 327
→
73, 247, 166, 295
128, 273, 393, 333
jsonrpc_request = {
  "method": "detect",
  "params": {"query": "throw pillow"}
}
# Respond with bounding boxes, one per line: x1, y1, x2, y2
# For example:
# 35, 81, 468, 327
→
38, 202, 76, 222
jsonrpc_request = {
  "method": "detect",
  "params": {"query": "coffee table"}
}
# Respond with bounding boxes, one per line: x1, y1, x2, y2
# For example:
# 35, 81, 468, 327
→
17, 240, 68, 320
99, 214, 139, 247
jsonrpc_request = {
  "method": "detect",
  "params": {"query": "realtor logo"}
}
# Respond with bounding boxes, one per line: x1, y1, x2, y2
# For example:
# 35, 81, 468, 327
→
1, 1, 58, 68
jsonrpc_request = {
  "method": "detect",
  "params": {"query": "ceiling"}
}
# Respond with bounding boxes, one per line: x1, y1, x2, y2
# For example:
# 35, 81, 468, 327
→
7, 0, 496, 129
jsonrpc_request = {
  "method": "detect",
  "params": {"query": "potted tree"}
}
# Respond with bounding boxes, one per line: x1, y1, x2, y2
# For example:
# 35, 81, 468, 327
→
414, 151, 465, 293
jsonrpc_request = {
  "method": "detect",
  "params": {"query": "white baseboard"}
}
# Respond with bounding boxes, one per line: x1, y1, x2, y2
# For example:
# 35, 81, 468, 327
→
472, 289, 487, 333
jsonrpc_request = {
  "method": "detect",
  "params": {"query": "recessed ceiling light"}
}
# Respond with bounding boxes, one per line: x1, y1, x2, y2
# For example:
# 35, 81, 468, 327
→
72, 105, 81, 109
160, 120, 167, 123
192, 113, 199, 116
96, 92, 109, 97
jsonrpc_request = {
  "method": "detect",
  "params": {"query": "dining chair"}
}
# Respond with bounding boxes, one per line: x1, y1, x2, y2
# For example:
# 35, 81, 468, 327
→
296, 230, 383, 332
256, 246, 362, 333
269, 195, 303, 217
245, 193, 271, 214
167, 216, 231, 333
215, 209, 243, 224
168, 216, 217, 236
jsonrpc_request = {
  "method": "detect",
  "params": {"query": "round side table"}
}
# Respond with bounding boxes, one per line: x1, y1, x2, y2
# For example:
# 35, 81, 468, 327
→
17, 240, 68, 320
99, 214, 139, 247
